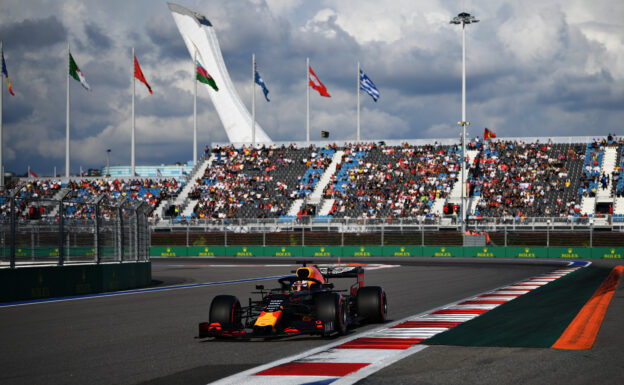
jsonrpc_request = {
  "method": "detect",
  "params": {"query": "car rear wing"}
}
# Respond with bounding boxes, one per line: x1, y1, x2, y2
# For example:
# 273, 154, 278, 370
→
315, 264, 364, 278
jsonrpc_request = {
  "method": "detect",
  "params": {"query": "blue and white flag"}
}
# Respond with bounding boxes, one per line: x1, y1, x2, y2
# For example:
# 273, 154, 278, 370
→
254, 66, 270, 102
359, 69, 379, 102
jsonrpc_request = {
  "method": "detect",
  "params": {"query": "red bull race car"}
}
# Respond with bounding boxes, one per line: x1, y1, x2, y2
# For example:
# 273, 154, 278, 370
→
198, 262, 388, 339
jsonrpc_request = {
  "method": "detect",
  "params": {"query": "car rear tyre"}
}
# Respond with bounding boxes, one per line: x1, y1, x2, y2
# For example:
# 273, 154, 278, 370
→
316, 292, 347, 336
209, 295, 242, 329
357, 286, 387, 323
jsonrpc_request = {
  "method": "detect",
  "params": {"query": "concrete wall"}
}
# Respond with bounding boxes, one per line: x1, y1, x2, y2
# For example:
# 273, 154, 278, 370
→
0, 262, 151, 303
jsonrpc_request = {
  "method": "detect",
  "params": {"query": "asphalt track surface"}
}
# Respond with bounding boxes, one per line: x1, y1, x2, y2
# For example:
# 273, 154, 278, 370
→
0, 257, 622, 385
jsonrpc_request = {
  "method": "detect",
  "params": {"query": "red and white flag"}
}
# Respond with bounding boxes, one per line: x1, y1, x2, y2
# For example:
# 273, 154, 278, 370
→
29, 170, 38, 178
134, 55, 152, 94
309, 65, 330, 97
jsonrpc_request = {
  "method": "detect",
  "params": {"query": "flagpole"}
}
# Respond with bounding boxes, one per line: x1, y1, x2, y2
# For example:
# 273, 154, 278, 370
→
357, 61, 360, 143
66, 41, 70, 179
251, 53, 255, 148
306, 57, 310, 144
131, 47, 135, 177
0, 40, 4, 188
193, 50, 197, 164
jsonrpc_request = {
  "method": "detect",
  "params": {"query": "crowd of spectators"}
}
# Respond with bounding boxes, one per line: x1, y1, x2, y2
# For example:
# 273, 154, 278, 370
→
291, 146, 336, 199
62, 178, 182, 220
0, 178, 182, 221
323, 142, 460, 219
189, 144, 302, 219
3, 137, 624, 223
469, 140, 582, 218
0, 179, 63, 220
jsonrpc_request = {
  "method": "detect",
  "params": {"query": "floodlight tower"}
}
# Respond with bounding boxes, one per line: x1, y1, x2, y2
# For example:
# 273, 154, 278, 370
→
450, 12, 478, 231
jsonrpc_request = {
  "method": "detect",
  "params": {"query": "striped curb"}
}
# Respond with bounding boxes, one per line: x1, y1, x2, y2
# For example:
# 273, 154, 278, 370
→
210, 264, 584, 385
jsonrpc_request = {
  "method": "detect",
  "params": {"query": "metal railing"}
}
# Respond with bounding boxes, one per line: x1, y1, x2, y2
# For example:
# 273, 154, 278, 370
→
152, 215, 624, 230
0, 194, 151, 267
151, 219, 624, 249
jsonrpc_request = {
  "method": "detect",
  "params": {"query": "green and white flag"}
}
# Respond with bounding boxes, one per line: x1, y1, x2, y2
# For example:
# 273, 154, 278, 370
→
69, 52, 90, 90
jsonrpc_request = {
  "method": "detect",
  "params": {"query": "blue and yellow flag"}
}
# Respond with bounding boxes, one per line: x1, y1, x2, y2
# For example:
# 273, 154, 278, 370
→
1, 48, 15, 96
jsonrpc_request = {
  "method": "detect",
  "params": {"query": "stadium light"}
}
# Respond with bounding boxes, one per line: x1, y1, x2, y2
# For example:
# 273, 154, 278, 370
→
450, 12, 479, 230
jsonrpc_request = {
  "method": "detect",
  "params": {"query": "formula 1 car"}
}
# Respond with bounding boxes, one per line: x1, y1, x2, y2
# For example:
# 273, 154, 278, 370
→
198, 262, 388, 339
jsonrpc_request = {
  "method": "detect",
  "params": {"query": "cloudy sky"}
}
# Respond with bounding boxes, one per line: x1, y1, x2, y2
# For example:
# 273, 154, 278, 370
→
0, 0, 623, 175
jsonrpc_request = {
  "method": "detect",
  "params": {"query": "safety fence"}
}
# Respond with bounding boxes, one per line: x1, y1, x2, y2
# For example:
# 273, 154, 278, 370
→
154, 215, 624, 229
150, 245, 623, 259
151, 226, 624, 248
149, 225, 624, 259
0, 195, 151, 267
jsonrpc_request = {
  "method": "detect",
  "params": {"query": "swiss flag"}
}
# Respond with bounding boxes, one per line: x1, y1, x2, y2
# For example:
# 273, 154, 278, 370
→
309, 66, 330, 97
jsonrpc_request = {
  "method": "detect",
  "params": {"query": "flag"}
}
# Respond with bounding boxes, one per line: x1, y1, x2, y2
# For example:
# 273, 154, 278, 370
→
359, 69, 379, 102
484, 128, 496, 139
134, 55, 152, 94
2, 48, 15, 96
321, 131, 329, 138
157, 169, 162, 177
29, 170, 38, 178
309, 66, 330, 97
69, 53, 90, 90
196, 61, 218, 91
254, 65, 270, 102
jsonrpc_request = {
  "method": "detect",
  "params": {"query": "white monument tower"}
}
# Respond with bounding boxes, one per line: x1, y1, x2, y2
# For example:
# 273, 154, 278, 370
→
168, 3, 272, 144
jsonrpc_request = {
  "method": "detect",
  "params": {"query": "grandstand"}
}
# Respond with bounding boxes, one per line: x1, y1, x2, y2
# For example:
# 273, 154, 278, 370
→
3, 135, 624, 227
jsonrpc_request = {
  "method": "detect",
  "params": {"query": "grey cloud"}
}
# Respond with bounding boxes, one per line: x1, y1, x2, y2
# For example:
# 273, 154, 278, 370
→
0, 16, 66, 48
145, 15, 188, 60
84, 23, 113, 51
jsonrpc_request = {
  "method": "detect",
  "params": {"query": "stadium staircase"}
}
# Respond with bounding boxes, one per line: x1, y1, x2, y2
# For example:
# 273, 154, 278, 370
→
612, 147, 624, 222
46, 187, 71, 218
309, 150, 344, 205
579, 144, 602, 217
317, 198, 334, 216
437, 148, 477, 223
595, 146, 617, 203
312, 150, 344, 221
157, 155, 214, 220
468, 196, 481, 215
615, 197, 624, 217
284, 150, 344, 220
446, 149, 479, 204
286, 198, 304, 217
580, 196, 596, 216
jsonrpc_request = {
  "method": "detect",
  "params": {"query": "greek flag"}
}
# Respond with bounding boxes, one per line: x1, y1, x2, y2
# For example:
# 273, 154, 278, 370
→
359, 69, 379, 102
255, 66, 270, 102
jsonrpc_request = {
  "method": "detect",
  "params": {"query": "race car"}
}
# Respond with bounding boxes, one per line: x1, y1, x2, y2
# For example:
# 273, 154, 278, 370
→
198, 262, 388, 339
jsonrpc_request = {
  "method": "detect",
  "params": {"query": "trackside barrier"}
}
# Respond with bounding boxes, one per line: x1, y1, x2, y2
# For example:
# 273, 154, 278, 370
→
0, 262, 151, 303
149, 246, 624, 259
2, 246, 117, 258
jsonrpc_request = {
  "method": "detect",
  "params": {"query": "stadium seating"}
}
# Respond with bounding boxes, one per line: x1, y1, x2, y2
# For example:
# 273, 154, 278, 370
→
323, 142, 459, 219
187, 144, 316, 220
4, 137, 624, 224
469, 141, 585, 219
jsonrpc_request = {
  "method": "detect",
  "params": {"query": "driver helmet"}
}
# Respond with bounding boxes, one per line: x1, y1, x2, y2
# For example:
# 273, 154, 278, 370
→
291, 280, 309, 291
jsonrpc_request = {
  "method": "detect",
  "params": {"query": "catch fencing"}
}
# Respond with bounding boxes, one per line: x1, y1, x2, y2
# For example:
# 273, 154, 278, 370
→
151, 219, 624, 249
1, 194, 151, 268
